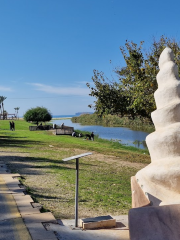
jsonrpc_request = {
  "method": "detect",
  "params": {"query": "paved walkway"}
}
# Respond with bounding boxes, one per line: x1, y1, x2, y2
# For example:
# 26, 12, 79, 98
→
0, 161, 130, 240
0, 161, 57, 240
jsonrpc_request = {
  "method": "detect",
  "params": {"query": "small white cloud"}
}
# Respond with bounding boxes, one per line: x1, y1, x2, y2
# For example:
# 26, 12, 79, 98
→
0, 86, 13, 92
76, 81, 88, 85
28, 83, 90, 96
76, 81, 94, 86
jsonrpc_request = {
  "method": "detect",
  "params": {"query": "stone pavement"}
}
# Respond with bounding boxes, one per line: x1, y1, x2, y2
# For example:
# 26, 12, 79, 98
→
0, 161, 57, 240
0, 161, 130, 240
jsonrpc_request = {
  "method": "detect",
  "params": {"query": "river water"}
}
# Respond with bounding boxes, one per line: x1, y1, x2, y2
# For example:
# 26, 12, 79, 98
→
52, 118, 150, 149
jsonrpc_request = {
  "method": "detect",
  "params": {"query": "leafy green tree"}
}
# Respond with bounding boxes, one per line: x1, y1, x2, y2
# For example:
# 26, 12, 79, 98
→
87, 70, 129, 117
24, 107, 52, 126
87, 36, 180, 119
116, 36, 180, 118
116, 40, 155, 118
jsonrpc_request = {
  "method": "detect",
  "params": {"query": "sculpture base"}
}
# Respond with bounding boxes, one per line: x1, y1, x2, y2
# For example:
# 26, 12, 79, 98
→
131, 176, 150, 208
129, 204, 180, 240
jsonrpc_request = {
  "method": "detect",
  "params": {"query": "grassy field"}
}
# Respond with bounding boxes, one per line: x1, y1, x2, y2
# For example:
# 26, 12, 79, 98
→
0, 120, 150, 219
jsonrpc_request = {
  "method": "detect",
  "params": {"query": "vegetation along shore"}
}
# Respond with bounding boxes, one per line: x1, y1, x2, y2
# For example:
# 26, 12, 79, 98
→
83, 36, 180, 132
0, 119, 150, 219
72, 113, 155, 132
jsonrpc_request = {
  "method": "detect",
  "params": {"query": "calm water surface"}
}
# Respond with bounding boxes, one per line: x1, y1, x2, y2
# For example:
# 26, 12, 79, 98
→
52, 118, 149, 149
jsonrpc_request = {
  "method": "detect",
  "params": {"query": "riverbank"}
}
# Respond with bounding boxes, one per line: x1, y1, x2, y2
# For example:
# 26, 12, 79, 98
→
52, 117, 72, 120
72, 113, 155, 132
0, 120, 150, 219
52, 118, 149, 149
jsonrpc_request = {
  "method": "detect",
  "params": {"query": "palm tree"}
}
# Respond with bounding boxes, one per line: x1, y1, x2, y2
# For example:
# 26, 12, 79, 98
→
16, 107, 20, 119
0, 97, 4, 118
0, 96, 7, 120
0, 102, 2, 119
14, 108, 17, 118
14, 107, 20, 119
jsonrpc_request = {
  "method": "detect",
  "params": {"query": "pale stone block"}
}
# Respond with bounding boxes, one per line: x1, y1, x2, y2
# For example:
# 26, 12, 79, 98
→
12, 194, 34, 207
25, 222, 57, 240
18, 206, 40, 216
129, 204, 180, 240
23, 212, 56, 223
0, 189, 25, 194
83, 219, 116, 230
80, 215, 116, 229
131, 176, 150, 208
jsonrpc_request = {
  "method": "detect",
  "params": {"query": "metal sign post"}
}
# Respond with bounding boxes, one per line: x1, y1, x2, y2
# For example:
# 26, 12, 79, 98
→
62, 152, 92, 228
75, 157, 79, 227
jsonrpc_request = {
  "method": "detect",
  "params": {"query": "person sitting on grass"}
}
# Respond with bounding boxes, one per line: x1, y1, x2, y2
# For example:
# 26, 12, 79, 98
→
72, 131, 76, 137
85, 134, 91, 140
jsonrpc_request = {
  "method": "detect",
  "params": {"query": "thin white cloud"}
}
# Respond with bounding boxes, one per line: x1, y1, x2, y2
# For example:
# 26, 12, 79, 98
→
76, 81, 88, 85
0, 86, 13, 92
76, 81, 94, 86
28, 83, 90, 96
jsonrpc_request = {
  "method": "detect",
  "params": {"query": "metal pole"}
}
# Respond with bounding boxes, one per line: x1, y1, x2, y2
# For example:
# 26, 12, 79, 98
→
75, 158, 79, 227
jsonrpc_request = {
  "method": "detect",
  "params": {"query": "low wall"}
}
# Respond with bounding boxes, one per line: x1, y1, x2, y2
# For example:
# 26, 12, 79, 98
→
54, 127, 74, 135
29, 125, 51, 131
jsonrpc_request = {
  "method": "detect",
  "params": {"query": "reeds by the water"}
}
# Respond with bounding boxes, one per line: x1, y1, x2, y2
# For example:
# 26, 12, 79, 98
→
71, 113, 154, 132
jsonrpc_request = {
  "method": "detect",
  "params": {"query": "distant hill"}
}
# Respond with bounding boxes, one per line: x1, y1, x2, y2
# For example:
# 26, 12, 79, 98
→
75, 112, 93, 116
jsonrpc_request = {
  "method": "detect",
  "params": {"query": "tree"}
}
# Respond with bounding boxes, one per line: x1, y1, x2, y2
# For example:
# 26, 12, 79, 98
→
87, 36, 180, 119
86, 70, 129, 117
116, 36, 180, 118
14, 107, 20, 119
23, 107, 52, 126
0, 96, 7, 120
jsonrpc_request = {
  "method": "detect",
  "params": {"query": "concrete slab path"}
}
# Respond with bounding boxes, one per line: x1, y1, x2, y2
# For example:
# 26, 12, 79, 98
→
0, 162, 57, 240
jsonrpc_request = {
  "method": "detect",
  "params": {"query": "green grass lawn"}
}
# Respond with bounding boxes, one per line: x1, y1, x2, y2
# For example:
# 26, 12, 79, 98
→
0, 120, 150, 218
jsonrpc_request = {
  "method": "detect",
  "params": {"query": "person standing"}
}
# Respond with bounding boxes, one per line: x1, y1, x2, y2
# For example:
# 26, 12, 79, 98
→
91, 132, 94, 141
11, 121, 15, 131
9, 121, 12, 130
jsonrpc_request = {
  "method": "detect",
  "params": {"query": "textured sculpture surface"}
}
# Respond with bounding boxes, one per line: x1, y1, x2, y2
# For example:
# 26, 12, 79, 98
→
136, 47, 180, 206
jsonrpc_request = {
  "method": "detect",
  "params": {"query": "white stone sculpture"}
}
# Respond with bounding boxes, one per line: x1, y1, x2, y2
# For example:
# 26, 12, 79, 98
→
135, 47, 180, 206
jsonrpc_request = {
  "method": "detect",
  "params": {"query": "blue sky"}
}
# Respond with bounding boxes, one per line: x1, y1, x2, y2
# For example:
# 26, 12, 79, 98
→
0, 0, 180, 116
